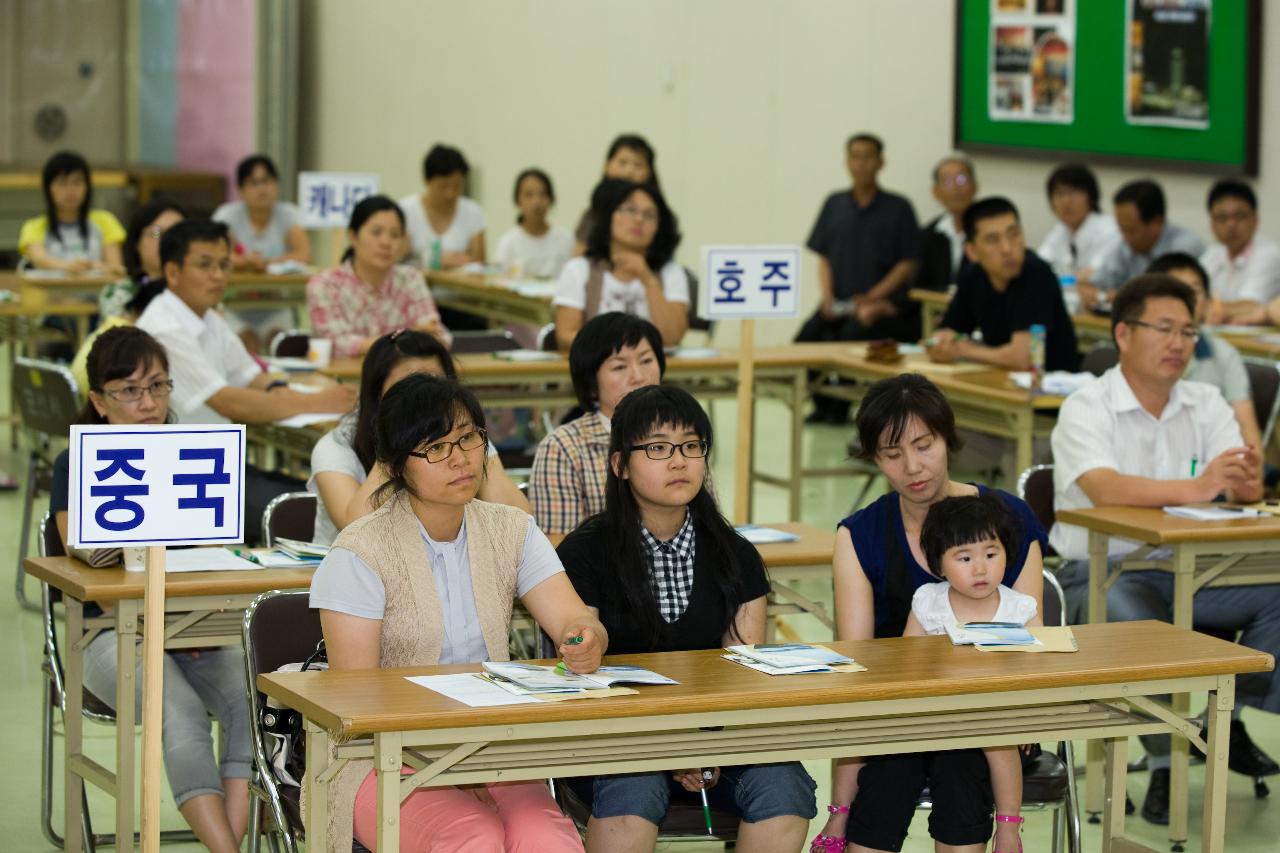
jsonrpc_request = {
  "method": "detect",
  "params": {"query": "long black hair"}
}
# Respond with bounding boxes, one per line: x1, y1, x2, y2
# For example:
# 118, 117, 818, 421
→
78, 327, 171, 425
122, 198, 185, 284
374, 374, 486, 504
352, 330, 457, 472
605, 133, 659, 187
42, 150, 92, 245
601, 385, 753, 650
341, 194, 406, 264
584, 179, 681, 271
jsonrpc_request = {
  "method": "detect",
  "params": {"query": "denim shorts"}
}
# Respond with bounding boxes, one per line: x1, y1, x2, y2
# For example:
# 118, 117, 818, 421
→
567, 762, 816, 826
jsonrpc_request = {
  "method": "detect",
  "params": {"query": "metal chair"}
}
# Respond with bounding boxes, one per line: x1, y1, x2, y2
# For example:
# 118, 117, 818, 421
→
1016, 464, 1059, 561
1243, 357, 1280, 447
450, 329, 521, 354
14, 358, 81, 610
1081, 343, 1118, 377
913, 572, 1081, 853
36, 511, 198, 850
685, 267, 713, 333
269, 330, 311, 358
845, 432, 886, 514
536, 323, 558, 352
261, 492, 318, 549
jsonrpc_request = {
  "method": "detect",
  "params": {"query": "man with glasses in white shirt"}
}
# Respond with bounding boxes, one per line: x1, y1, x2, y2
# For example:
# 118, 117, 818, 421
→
1049, 273, 1280, 825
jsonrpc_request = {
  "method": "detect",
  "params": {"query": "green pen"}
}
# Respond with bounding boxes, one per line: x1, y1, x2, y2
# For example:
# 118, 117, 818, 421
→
699, 769, 714, 836
231, 548, 261, 565
554, 634, 584, 673
1191, 455, 1199, 477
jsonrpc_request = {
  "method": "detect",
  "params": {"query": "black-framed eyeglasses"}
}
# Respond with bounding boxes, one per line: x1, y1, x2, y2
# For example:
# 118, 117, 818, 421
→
102, 379, 174, 403
408, 429, 488, 463
1127, 319, 1201, 343
629, 440, 709, 461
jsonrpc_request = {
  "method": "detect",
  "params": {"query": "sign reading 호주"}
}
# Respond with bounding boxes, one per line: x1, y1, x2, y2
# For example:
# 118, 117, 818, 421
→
68, 425, 246, 548
703, 246, 802, 320
298, 172, 380, 228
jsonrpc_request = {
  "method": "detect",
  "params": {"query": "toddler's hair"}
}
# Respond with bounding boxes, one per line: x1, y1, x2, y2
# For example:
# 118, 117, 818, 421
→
919, 494, 1021, 578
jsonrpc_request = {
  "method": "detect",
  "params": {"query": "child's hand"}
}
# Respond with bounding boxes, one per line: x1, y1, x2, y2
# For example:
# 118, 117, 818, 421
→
672, 767, 719, 792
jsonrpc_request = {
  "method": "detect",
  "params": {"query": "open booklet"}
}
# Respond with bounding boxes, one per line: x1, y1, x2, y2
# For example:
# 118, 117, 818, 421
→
723, 643, 867, 675
944, 622, 1038, 646
480, 661, 678, 694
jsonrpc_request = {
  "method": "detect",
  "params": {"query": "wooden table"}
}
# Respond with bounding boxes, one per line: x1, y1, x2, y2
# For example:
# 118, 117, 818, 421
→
321, 343, 1059, 519
425, 269, 555, 327
24, 556, 316, 853
1055, 506, 1280, 845
259, 621, 1271, 853
0, 269, 313, 323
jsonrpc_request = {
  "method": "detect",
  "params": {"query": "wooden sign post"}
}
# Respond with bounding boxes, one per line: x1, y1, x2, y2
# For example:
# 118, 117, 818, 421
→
68, 425, 247, 853
703, 246, 801, 525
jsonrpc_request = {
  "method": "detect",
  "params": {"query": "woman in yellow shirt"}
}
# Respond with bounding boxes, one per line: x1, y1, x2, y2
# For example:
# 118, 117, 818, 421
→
18, 150, 125, 275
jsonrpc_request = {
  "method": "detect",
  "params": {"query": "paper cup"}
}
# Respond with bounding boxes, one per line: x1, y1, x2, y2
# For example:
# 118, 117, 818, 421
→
308, 338, 333, 368
123, 546, 146, 572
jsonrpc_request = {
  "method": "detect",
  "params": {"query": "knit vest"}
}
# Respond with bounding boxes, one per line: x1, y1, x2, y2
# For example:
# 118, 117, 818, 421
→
313, 494, 529, 851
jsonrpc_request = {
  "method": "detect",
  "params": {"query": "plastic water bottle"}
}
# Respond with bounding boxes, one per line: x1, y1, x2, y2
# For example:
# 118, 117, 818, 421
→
1029, 324, 1047, 389
1059, 273, 1080, 315
429, 238, 443, 271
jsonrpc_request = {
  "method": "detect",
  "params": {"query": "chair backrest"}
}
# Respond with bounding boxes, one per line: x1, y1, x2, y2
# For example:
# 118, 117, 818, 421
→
450, 330, 520, 354
262, 492, 317, 548
1016, 464, 1058, 559
1243, 357, 1280, 447
685, 267, 712, 333
1081, 343, 1118, 377
536, 323, 558, 352
1043, 570, 1066, 628
270, 330, 311, 358
14, 358, 81, 436
40, 511, 66, 558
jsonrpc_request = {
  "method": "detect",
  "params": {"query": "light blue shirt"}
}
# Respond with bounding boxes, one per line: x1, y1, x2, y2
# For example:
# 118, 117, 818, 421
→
309, 514, 562, 664
1092, 221, 1206, 289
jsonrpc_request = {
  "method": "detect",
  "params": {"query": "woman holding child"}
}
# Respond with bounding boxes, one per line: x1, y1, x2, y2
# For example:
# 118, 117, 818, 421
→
812, 373, 1047, 853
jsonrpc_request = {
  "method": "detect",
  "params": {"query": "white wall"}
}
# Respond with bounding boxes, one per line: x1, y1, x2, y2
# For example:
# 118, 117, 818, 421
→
300, 0, 1278, 345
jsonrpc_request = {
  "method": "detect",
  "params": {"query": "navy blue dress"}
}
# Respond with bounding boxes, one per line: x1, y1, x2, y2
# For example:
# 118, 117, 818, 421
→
838, 485, 1047, 638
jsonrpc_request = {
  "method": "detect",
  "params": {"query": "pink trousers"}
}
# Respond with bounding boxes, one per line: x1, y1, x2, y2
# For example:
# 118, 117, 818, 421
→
352, 768, 583, 852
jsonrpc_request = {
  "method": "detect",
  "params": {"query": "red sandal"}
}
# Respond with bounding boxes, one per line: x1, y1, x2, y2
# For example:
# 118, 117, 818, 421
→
809, 803, 850, 852
993, 813, 1024, 853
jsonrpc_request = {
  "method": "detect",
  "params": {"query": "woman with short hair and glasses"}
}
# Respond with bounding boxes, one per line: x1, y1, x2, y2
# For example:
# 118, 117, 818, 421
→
310, 373, 603, 852
556, 385, 816, 853
552, 179, 688, 352
49, 326, 253, 853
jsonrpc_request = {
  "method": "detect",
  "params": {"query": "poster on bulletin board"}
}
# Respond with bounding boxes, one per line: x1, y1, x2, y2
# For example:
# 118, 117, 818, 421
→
954, 0, 1261, 174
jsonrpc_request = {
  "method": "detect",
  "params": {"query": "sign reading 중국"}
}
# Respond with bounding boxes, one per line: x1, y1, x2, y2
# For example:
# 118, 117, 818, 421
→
68, 425, 246, 548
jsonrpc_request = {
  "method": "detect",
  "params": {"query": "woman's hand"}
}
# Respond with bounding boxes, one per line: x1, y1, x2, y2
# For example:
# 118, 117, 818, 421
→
672, 768, 720, 793
609, 248, 652, 283
558, 625, 604, 673
992, 819, 1022, 852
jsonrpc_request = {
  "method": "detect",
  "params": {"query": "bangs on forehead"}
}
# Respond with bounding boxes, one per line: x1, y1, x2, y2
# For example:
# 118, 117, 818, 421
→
879, 411, 933, 449
639, 418, 703, 441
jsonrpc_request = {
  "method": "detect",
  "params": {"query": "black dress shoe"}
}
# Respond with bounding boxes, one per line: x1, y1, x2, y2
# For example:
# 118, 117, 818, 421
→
1142, 768, 1170, 825
1229, 719, 1280, 777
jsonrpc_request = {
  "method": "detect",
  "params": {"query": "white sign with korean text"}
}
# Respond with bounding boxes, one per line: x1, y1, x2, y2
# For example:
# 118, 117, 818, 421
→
702, 246, 802, 320
297, 172, 380, 229
68, 425, 246, 548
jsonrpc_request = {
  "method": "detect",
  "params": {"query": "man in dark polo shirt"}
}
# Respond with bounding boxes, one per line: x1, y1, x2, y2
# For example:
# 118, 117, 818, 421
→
797, 133, 921, 423
929, 196, 1079, 372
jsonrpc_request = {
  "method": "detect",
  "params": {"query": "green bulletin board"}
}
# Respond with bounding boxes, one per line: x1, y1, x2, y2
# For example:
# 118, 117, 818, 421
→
954, 0, 1261, 174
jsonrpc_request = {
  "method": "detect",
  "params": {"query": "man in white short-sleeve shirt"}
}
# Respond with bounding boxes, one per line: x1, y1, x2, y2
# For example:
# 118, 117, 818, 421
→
1199, 179, 1280, 324
1049, 272, 1279, 823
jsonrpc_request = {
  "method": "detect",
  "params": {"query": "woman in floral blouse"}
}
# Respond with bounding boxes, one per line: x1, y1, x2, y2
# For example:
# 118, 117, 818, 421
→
306, 194, 452, 358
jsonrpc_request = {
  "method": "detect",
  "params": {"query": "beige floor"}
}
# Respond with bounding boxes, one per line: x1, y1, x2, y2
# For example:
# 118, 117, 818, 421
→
2, 395, 1278, 851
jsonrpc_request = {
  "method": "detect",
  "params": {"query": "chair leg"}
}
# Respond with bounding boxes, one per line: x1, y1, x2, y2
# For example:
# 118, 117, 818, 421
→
247, 795, 262, 853
15, 451, 39, 611
1062, 741, 1082, 853
41, 669, 65, 849
81, 785, 96, 853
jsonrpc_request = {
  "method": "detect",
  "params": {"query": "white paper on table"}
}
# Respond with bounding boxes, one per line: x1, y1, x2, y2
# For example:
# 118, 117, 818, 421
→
509, 280, 558, 298
274, 412, 346, 428
492, 349, 561, 363
1163, 505, 1262, 521
163, 548, 262, 573
406, 673, 540, 707
735, 525, 801, 544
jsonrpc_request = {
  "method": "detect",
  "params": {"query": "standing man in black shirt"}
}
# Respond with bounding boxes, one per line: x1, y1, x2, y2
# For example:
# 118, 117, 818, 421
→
929, 196, 1079, 372
915, 155, 978, 292
797, 133, 922, 423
